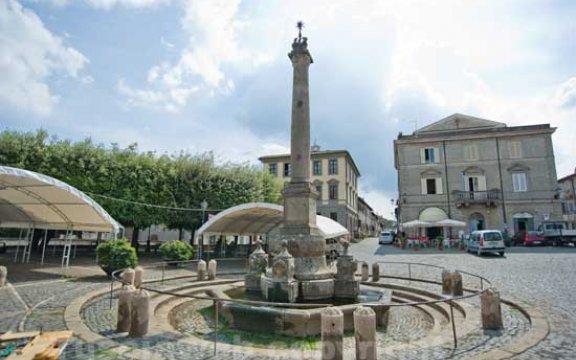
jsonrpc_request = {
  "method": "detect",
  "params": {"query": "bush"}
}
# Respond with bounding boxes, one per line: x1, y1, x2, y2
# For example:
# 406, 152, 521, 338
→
159, 240, 194, 262
96, 239, 138, 275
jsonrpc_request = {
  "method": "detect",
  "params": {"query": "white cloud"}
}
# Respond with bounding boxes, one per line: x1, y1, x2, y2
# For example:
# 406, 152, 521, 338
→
0, 0, 88, 116
41, 0, 170, 9
118, 0, 271, 112
555, 77, 576, 110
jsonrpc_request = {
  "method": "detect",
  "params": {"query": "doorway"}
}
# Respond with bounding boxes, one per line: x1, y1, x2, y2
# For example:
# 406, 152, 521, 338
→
469, 213, 485, 233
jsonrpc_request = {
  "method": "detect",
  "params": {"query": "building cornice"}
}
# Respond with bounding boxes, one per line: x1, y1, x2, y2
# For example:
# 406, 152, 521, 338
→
259, 150, 361, 177
395, 124, 555, 144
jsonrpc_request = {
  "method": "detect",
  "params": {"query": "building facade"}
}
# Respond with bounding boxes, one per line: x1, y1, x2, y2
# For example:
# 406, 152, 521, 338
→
357, 196, 381, 238
558, 170, 576, 229
259, 147, 360, 238
394, 113, 562, 236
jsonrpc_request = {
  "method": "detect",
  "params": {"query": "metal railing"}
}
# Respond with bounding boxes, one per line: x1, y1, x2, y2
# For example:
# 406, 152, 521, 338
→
452, 190, 500, 203
109, 258, 494, 355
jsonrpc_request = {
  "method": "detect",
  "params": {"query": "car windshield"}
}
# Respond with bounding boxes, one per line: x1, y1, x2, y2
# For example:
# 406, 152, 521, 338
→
381, 232, 390, 236
527, 231, 541, 236
484, 232, 503, 241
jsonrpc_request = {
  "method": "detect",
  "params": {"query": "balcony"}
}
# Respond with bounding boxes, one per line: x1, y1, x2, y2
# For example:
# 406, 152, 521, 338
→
452, 190, 500, 208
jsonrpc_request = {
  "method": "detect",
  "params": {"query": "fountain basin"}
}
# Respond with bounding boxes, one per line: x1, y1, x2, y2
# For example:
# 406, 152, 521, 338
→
219, 284, 391, 337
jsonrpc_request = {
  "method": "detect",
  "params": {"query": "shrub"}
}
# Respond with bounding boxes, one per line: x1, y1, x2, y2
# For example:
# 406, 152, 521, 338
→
96, 239, 138, 275
159, 240, 194, 262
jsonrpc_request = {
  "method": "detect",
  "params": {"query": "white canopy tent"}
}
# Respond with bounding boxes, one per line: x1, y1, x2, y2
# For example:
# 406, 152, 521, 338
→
0, 166, 122, 266
193, 202, 349, 257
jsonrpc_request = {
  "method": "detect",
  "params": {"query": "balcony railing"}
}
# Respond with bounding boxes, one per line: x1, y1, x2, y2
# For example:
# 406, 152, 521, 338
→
452, 190, 500, 207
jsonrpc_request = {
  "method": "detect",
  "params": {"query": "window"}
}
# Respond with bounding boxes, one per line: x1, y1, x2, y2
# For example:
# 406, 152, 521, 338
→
315, 183, 322, 199
330, 212, 338, 221
421, 177, 443, 195
313, 160, 322, 175
512, 173, 527, 192
509, 141, 522, 159
268, 163, 277, 176
283, 163, 291, 177
421, 147, 439, 164
464, 145, 479, 161
328, 159, 338, 175
329, 183, 338, 200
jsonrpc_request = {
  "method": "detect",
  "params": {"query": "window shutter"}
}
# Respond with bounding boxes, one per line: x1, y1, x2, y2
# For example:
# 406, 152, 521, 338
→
436, 177, 443, 194
434, 147, 440, 163
420, 148, 426, 164
421, 178, 427, 195
478, 176, 487, 191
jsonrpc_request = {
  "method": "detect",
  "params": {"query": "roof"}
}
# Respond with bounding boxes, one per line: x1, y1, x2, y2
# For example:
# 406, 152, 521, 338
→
0, 166, 122, 232
194, 202, 349, 240
558, 171, 576, 183
415, 113, 506, 134
259, 149, 361, 176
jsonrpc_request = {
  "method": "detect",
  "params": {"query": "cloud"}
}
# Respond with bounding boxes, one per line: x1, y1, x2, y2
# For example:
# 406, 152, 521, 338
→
555, 77, 576, 109
41, 0, 170, 9
0, 0, 88, 116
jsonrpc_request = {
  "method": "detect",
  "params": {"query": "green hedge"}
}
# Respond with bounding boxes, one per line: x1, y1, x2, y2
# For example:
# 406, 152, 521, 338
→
160, 240, 194, 262
96, 239, 138, 274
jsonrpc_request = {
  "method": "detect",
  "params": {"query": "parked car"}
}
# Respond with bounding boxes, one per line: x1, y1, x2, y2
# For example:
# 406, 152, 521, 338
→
466, 230, 505, 256
512, 230, 545, 246
378, 231, 394, 245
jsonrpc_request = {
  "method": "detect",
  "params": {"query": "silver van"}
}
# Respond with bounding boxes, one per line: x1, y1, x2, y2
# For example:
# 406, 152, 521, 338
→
466, 230, 505, 256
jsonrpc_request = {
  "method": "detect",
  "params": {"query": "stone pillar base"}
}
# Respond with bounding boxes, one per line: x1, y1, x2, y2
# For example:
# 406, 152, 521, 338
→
334, 279, 360, 299
262, 278, 299, 303
244, 273, 263, 293
299, 278, 335, 301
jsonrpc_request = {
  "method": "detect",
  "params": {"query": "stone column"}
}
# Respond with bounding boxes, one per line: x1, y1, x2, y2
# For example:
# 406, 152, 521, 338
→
116, 285, 135, 332
371, 263, 380, 282
0, 266, 7, 288
197, 260, 206, 281
208, 259, 217, 280
134, 266, 144, 289
361, 262, 369, 282
452, 271, 463, 296
442, 270, 452, 295
321, 307, 344, 360
481, 288, 503, 330
354, 306, 377, 360
121, 268, 135, 286
129, 290, 150, 337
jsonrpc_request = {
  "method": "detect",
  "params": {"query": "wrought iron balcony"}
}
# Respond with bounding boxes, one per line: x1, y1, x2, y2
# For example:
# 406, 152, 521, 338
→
452, 190, 500, 207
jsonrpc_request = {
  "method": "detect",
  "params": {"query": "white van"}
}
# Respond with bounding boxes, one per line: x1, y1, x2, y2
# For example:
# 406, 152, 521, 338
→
466, 230, 505, 256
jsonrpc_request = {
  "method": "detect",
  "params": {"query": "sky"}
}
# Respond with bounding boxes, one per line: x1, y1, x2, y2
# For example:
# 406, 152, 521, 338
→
1, 0, 576, 219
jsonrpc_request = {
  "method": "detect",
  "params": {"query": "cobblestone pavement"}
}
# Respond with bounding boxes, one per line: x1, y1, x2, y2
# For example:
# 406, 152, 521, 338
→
1, 242, 574, 359
353, 238, 576, 359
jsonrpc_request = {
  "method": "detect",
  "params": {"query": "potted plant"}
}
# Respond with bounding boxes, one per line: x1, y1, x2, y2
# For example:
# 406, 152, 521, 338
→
414, 242, 420, 251
159, 240, 194, 266
96, 239, 138, 276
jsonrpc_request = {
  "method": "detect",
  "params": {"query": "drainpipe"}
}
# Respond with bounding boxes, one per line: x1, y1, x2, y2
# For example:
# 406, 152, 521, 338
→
496, 137, 508, 228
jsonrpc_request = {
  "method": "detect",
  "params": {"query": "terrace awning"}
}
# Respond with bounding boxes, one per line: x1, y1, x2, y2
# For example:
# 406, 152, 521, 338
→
0, 166, 121, 233
194, 202, 349, 241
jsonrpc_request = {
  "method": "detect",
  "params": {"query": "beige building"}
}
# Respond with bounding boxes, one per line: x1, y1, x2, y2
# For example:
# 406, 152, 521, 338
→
558, 170, 576, 229
357, 196, 382, 238
394, 113, 562, 236
259, 147, 360, 238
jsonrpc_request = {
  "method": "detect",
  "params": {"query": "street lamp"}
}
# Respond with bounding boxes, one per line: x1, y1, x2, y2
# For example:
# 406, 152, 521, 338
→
198, 200, 208, 260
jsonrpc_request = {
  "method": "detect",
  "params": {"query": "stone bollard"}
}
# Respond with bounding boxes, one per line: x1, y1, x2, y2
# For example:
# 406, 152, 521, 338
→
129, 290, 150, 337
481, 288, 503, 330
208, 259, 217, 280
134, 266, 144, 289
116, 285, 135, 332
452, 271, 463, 296
197, 260, 206, 281
121, 268, 135, 286
354, 306, 377, 360
371, 263, 380, 282
321, 307, 344, 360
361, 262, 369, 282
442, 270, 452, 295
0, 266, 7, 288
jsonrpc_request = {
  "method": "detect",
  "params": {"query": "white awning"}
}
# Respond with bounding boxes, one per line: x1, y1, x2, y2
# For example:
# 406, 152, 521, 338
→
194, 202, 349, 240
0, 166, 122, 233
419, 207, 448, 222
